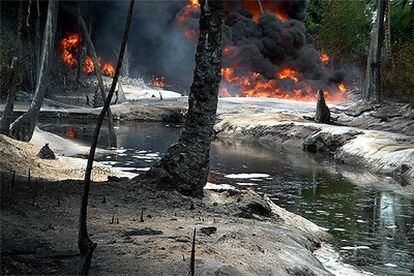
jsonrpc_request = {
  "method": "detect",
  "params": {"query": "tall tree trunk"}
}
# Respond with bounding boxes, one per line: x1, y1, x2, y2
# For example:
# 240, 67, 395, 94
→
78, 1, 135, 274
77, 12, 117, 148
74, 41, 86, 93
384, 0, 393, 68
364, 0, 386, 102
0, 0, 24, 135
9, 0, 57, 141
35, 0, 41, 77
0, 58, 18, 135
145, 0, 224, 198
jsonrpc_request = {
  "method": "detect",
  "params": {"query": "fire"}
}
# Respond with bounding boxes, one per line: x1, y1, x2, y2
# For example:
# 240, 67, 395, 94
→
320, 54, 329, 64
278, 69, 299, 83
66, 127, 76, 138
338, 83, 346, 93
176, 2, 351, 102
60, 33, 115, 77
220, 67, 349, 102
60, 33, 80, 67
151, 75, 167, 87
275, 11, 289, 22
83, 56, 94, 74
239, 1, 290, 23
102, 62, 115, 77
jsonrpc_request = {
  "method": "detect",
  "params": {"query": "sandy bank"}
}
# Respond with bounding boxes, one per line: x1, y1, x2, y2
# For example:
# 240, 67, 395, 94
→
0, 133, 134, 182
214, 113, 414, 186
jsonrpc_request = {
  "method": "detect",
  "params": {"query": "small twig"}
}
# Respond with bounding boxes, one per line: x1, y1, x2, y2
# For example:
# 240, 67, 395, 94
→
31, 180, 37, 206
28, 169, 31, 189
188, 228, 196, 276
140, 208, 144, 222
57, 192, 61, 207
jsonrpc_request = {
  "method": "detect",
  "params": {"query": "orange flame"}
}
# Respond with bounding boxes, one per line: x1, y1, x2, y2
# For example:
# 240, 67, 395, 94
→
66, 127, 76, 138
220, 67, 349, 102
60, 33, 80, 67
275, 11, 289, 22
151, 75, 167, 87
60, 33, 115, 77
102, 62, 115, 77
278, 69, 299, 82
320, 54, 329, 64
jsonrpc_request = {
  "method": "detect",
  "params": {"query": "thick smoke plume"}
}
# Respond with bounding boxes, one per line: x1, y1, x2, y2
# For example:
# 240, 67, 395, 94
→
60, 0, 361, 101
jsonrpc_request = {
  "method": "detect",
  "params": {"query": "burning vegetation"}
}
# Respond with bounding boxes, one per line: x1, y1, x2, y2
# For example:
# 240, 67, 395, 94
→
57, 0, 359, 102
174, 0, 357, 101
60, 33, 115, 77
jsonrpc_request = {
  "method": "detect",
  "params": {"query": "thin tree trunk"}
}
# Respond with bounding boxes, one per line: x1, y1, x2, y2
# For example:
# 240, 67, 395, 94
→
257, 0, 264, 16
78, 1, 135, 274
74, 42, 86, 92
0, 0, 24, 135
9, 0, 56, 141
0, 58, 18, 135
144, 0, 224, 198
35, 0, 41, 76
116, 76, 127, 103
364, 0, 386, 102
77, 12, 117, 147
384, 0, 393, 68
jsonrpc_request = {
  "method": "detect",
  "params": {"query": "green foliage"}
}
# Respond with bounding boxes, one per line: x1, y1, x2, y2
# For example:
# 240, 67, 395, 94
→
314, 0, 372, 68
309, 0, 414, 103
390, 2, 414, 47
306, 0, 327, 35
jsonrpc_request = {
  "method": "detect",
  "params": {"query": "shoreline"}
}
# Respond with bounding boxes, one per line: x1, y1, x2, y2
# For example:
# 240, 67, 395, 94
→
214, 113, 414, 187
1, 166, 368, 275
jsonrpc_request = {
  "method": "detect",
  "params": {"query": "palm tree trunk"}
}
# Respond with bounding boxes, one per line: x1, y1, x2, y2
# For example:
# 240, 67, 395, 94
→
364, 0, 386, 102
144, 0, 224, 198
9, 0, 57, 141
78, 12, 117, 147
78, 1, 135, 274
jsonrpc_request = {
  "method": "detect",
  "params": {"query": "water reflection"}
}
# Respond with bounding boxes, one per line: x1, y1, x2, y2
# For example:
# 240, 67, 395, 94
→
39, 122, 414, 274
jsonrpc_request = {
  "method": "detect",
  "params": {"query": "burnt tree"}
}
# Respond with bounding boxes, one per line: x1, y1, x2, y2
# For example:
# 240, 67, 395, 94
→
315, 89, 331, 124
0, 0, 24, 135
364, 0, 386, 102
9, 0, 58, 141
77, 1, 135, 274
78, 11, 117, 147
145, 0, 224, 198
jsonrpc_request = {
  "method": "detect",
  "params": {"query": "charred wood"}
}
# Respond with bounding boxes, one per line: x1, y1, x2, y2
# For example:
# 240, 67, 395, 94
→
9, 0, 58, 141
144, 0, 224, 198
315, 89, 331, 124
78, 1, 135, 274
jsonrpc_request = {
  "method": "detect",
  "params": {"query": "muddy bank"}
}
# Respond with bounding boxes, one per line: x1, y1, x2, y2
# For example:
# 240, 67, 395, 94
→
214, 113, 414, 186
0, 133, 133, 182
2, 169, 367, 275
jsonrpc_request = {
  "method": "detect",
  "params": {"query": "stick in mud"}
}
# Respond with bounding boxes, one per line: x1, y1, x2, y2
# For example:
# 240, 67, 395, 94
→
140, 208, 144, 222
188, 228, 196, 276
28, 169, 31, 189
77, 1, 135, 274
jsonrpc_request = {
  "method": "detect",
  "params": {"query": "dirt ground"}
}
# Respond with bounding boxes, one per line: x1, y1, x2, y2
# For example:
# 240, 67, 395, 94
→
1, 171, 337, 275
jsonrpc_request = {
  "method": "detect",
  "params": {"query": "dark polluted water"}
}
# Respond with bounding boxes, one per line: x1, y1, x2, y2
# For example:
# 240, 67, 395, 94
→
40, 121, 414, 275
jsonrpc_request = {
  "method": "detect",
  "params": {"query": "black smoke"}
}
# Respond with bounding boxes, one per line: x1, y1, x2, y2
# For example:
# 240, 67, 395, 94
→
58, 0, 360, 97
